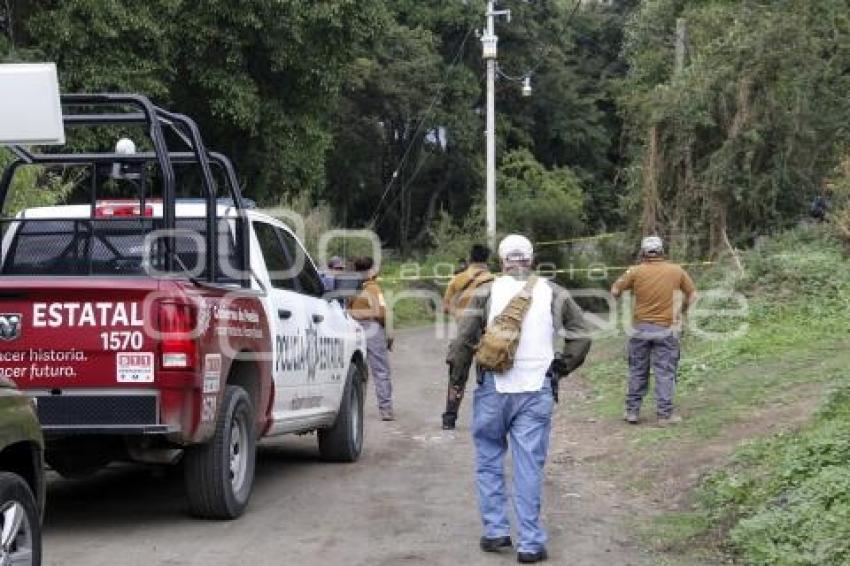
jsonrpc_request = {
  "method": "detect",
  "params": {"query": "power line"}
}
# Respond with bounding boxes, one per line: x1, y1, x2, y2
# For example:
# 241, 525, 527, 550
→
495, 0, 583, 81
372, 0, 585, 232
374, 148, 436, 231
369, 26, 475, 228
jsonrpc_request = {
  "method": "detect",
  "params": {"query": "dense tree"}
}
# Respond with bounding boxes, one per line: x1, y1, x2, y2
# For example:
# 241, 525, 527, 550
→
619, 0, 850, 255
323, 20, 467, 253
9, 1, 848, 258
1, 0, 631, 250
2, 0, 388, 203
325, 0, 628, 249
497, 148, 585, 242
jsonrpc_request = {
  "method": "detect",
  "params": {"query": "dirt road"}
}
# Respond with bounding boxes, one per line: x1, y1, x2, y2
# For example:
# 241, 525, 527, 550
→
43, 327, 647, 566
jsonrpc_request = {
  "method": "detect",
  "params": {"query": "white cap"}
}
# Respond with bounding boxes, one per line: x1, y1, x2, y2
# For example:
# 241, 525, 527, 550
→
640, 235, 664, 254
498, 234, 534, 262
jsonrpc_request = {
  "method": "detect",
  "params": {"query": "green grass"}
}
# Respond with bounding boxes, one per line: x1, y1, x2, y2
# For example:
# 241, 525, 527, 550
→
379, 257, 450, 330
652, 381, 850, 565
634, 513, 713, 560
580, 226, 850, 440
578, 225, 850, 563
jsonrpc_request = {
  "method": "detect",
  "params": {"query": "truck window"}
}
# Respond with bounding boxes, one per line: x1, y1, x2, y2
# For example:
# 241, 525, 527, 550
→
276, 228, 324, 297
252, 222, 297, 291
1, 218, 239, 281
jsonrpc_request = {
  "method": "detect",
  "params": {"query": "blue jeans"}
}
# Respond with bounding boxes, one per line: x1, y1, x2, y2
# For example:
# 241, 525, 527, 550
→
472, 373, 554, 553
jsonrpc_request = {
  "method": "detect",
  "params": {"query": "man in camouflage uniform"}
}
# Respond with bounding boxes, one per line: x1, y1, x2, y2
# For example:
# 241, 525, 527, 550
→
441, 244, 493, 429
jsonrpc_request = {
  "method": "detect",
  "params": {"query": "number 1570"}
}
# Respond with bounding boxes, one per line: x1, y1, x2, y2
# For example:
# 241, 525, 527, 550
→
100, 331, 143, 351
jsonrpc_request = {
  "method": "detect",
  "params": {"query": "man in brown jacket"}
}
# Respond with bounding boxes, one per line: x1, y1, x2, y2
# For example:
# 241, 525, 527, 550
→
441, 244, 494, 429
611, 236, 697, 425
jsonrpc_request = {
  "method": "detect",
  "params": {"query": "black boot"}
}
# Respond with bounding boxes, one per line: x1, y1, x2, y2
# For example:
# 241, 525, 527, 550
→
517, 548, 548, 563
443, 384, 463, 430
480, 535, 512, 552
441, 412, 457, 430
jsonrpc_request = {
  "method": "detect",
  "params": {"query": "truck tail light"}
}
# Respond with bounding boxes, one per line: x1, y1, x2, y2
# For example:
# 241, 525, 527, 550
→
95, 200, 155, 218
157, 302, 197, 370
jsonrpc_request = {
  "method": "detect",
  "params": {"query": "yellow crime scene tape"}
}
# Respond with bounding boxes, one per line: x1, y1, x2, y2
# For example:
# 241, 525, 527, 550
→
535, 232, 621, 247
379, 260, 715, 283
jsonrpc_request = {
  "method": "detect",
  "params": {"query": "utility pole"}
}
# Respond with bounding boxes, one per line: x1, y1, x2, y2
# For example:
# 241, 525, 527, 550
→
481, 1, 510, 252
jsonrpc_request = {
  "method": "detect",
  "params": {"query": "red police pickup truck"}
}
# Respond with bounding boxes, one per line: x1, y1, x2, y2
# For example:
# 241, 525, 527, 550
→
0, 94, 367, 519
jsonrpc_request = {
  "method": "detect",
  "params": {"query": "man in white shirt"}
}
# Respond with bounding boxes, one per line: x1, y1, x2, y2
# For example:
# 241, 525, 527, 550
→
447, 235, 591, 563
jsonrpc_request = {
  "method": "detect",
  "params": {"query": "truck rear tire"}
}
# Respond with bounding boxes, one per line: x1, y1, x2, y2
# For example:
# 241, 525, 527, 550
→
184, 385, 256, 519
0, 472, 41, 566
318, 364, 365, 463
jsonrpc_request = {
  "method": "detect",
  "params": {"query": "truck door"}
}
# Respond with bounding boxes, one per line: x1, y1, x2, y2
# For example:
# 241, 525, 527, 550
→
252, 221, 317, 425
276, 229, 348, 414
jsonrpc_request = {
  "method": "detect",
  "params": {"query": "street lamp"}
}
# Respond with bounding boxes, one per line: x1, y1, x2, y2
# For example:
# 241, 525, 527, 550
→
522, 76, 533, 98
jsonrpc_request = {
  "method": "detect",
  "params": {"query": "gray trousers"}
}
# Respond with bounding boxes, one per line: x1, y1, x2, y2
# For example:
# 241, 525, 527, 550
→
626, 322, 680, 417
361, 320, 393, 411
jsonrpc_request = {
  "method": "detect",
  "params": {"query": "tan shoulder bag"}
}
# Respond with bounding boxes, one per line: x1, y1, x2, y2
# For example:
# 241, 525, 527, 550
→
474, 276, 538, 373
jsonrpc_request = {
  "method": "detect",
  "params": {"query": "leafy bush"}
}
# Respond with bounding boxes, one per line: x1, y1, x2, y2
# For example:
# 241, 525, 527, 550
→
737, 226, 850, 299
0, 150, 74, 214
730, 466, 850, 565
426, 209, 486, 265
497, 149, 585, 242
696, 383, 850, 565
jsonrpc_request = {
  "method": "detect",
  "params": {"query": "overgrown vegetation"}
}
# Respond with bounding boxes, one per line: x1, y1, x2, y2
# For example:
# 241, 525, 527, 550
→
4, 2, 850, 258
0, 149, 75, 214
619, 0, 850, 256
578, 226, 850, 563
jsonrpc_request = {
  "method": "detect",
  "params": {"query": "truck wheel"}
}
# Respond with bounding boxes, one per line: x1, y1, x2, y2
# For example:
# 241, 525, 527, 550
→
184, 385, 256, 520
0, 472, 41, 566
318, 364, 365, 462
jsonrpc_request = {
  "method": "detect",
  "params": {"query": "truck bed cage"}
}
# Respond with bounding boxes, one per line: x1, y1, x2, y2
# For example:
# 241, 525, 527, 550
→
0, 94, 250, 287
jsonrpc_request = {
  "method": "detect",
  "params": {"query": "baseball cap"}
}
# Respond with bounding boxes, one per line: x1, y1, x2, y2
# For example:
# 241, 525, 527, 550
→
498, 234, 534, 262
640, 236, 664, 254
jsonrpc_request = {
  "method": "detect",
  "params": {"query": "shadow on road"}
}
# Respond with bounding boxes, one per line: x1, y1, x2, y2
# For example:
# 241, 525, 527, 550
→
43, 436, 326, 533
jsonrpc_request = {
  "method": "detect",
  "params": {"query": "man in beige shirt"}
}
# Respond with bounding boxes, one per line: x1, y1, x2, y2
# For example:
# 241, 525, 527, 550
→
612, 236, 697, 425
348, 257, 394, 421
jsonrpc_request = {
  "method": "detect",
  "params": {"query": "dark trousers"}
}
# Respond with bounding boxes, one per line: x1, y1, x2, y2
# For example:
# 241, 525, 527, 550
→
626, 322, 680, 417
443, 360, 475, 425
